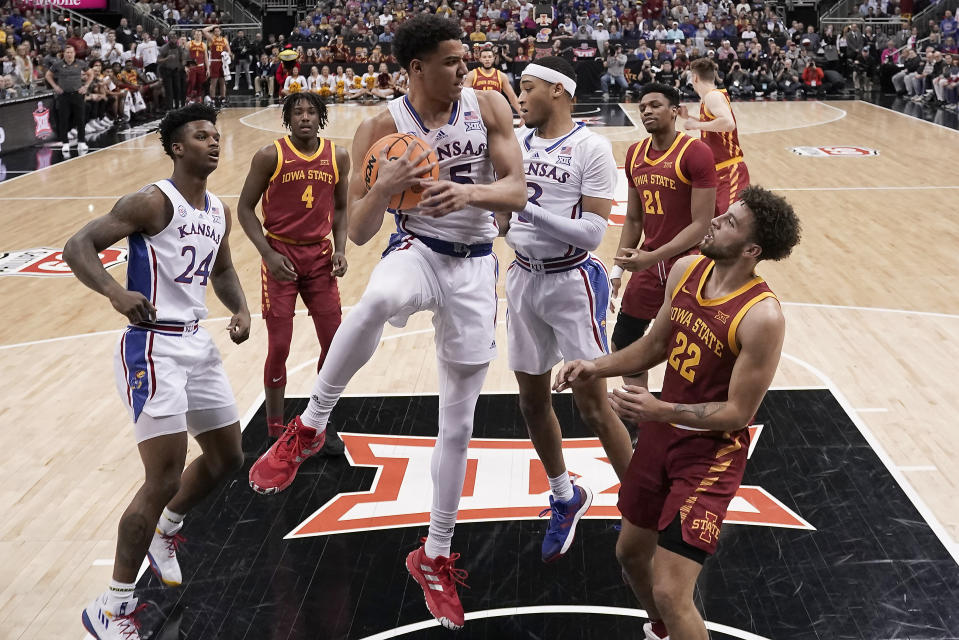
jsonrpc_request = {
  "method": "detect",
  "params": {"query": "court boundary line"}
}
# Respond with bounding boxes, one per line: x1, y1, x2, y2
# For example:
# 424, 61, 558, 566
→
781, 352, 959, 564
355, 605, 771, 640
857, 99, 959, 135
7, 299, 958, 352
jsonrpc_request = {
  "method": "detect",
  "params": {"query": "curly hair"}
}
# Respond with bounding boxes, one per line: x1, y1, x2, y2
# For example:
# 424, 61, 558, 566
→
740, 185, 802, 262
158, 103, 218, 159
638, 82, 680, 106
393, 13, 463, 70
281, 92, 329, 130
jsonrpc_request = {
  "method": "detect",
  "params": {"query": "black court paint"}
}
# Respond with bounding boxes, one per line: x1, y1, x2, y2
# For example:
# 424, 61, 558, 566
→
129, 390, 959, 639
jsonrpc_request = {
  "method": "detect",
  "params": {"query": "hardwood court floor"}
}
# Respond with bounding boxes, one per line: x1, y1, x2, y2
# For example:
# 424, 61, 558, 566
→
0, 99, 957, 639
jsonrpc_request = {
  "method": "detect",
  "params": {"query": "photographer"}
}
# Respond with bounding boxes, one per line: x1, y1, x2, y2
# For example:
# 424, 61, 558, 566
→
773, 52, 801, 97
725, 60, 752, 98
801, 58, 824, 97
628, 59, 654, 94
601, 43, 628, 98
752, 63, 776, 96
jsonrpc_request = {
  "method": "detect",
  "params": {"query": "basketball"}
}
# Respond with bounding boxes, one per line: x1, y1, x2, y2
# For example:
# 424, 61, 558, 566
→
363, 133, 439, 211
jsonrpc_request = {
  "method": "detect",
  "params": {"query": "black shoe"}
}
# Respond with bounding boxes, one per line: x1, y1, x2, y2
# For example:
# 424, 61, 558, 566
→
320, 423, 345, 457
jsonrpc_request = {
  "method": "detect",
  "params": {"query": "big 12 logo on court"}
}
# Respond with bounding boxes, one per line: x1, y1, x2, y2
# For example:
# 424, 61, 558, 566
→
0, 246, 127, 277
287, 425, 814, 539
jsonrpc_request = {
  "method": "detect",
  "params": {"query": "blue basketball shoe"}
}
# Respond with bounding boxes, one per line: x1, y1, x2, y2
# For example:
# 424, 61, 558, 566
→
539, 483, 593, 562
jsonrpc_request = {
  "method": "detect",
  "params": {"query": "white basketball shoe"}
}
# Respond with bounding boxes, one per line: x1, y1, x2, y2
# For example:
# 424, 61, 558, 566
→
81, 593, 145, 640
146, 524, 184, 587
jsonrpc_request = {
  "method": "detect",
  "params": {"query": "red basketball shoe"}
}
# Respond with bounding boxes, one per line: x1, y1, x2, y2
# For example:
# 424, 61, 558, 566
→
405, 544, 469, 630
249, 416, 325, 495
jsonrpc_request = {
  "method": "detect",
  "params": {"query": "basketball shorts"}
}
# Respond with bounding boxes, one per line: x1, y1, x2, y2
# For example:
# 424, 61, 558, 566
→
610, 310, 652, 351
618, 421, 750, 556
261, 237, 341, 320
209, 60, 224, 79
620, 250, 696, 320
715, 161, 750, 216
505, 255, 610, 375
113, 325, 238, 442
375, 237, 498, 365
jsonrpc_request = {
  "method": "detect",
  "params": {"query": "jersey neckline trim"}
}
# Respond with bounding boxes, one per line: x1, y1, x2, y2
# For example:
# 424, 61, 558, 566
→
402, 94, 460, 134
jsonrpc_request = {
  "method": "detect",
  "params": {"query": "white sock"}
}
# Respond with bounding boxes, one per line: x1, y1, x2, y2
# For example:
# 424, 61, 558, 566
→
300, 376, 344, 433
548, 472, 575, 503
157, 507, 184, 536
105, 579, 135, 610
425, 507, 457, 559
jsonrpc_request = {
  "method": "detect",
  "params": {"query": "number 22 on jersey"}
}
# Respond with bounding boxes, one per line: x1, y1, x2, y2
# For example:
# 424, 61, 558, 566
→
668, 330, 700, 382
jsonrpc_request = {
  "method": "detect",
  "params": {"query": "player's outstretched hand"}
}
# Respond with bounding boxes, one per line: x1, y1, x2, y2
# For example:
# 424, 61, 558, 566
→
332, 251, 348, 277
110, 290, 157, 324
264, 249, 297, 281
614, 248, 658, 273
228, 310, 251, 344
375, 144, 437, 197
608, 385, 663, 422
416, 180, 470, 218
553, 359, 598, 391
678, 105, 689, 120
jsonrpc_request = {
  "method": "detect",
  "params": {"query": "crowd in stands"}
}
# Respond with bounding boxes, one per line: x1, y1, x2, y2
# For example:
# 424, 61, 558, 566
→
2, 0, 958, 131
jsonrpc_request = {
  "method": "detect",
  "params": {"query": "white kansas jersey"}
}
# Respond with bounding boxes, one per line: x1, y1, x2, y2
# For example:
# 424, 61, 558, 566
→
387, 88, 497, 244
126, 179, 226, 323
507, 123, 617, 259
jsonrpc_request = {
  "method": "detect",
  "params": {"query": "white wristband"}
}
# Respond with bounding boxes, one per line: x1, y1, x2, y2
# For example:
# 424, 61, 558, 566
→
610, 265, 625, 280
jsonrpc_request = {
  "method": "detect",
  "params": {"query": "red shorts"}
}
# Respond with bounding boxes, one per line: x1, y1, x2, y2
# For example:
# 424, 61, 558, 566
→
620, 249, 697, 319
187, 65, 207, 86
715, 160, 750, 216
261, 237, 341, 319
209, 60, 224, 79
618, 422, 750, 555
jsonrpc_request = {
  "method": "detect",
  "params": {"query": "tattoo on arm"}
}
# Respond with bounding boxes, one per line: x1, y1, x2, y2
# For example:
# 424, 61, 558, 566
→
674, 402, 724, 420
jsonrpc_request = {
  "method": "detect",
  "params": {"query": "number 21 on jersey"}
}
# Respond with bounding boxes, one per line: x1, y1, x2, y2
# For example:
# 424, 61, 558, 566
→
641, 189, 664, 216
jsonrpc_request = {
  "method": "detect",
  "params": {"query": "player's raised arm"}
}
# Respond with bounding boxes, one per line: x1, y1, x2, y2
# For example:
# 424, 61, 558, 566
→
418, 89, 527, 216
62, 188, 168, 324
209, 202, 251, 344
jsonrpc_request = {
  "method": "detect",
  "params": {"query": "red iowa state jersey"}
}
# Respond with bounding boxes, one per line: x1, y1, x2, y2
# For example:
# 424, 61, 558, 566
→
469, 67, 505, 93
662, 255, 776, 407
624, 132, 717, 252
209, 35, 228, 58
699, 89, 744, 169
262, 136, 339, 245
188, 40, 207, 64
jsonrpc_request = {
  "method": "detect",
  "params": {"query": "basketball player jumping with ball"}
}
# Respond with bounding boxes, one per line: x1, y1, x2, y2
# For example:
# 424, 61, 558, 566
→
248, 14, 527, 630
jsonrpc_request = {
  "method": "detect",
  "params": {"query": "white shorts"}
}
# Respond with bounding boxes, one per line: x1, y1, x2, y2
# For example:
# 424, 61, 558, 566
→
506, 255, 611, 375
113, 325, 239, 441
373, 237, 498, 365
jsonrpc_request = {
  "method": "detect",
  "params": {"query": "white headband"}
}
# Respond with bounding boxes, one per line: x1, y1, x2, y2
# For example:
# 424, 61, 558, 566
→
522, 63, 577, 97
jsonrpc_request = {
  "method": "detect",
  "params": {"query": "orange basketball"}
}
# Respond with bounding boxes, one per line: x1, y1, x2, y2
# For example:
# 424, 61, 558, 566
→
364, 133, 439, 211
